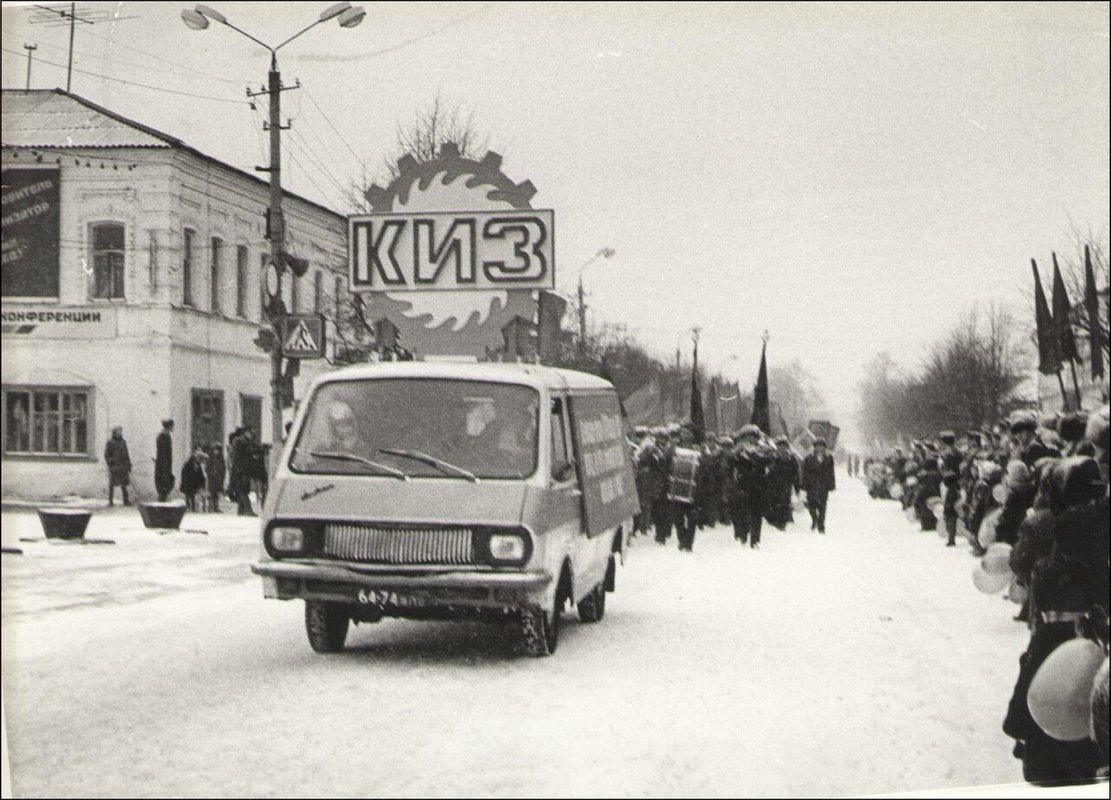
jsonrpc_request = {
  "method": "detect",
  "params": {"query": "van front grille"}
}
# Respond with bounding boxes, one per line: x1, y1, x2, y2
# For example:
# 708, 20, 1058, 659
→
323, 524, 475, 565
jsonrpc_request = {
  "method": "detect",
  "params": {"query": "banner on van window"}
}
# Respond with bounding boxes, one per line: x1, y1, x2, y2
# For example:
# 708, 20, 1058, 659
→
569, 394, 640, 536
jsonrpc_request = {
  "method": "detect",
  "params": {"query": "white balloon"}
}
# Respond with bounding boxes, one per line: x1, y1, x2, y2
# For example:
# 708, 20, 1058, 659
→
972, 566, 1010, 593
978, 508, 1002, 548
982, 543, 1013, 576
1028, 638, 1106, 741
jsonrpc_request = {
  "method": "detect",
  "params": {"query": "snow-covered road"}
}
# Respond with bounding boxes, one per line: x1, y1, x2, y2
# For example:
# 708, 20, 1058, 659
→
0, 474, 1076, 796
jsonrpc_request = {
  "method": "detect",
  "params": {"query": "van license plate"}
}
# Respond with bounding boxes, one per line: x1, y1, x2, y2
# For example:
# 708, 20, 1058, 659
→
357, 588, 432, 608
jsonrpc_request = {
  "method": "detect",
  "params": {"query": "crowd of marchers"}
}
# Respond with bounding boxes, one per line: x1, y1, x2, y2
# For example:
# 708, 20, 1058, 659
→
858, 405, 1110, 786
626, 422, 836, 553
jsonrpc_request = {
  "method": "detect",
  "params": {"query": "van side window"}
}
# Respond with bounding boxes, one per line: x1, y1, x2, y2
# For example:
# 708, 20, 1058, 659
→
550, 397, 576, 483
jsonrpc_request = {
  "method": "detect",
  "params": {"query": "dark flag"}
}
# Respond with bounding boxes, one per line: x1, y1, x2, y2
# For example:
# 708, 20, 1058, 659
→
1051, 253, 1079, 362
1085, 245, 1106, 380
1032, 259, 1060, 375
537, 290, 568, 364
690, 337, 705, 444
751, 341, 770, 434
705, 377, 720, 435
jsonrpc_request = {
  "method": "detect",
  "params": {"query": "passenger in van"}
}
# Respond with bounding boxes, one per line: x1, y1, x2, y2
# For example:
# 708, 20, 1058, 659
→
325, 400, 364, 453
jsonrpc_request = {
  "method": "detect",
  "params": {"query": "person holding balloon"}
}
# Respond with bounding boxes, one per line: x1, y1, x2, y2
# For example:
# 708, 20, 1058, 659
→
1002, 555, 1105, 785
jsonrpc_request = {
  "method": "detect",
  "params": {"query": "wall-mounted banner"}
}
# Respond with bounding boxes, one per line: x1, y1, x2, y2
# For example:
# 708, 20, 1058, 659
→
349, 209, 554, 293
1, 305, 118, 339
1, 167, 61, 298
569, 393, 640, 537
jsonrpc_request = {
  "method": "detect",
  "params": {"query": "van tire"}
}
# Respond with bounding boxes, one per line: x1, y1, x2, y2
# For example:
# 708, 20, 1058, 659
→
578, 582, 606, 622
521, 581, 567, 656
305, 600, 350, 653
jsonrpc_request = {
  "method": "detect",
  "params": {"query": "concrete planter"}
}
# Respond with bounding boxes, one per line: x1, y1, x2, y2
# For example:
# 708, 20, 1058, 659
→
138, 502, 187, 530
38, 508, 93, 540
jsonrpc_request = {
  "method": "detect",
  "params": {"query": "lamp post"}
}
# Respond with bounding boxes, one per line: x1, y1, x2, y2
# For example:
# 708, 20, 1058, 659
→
576, 247, 615, 357
182, 2, 364, 471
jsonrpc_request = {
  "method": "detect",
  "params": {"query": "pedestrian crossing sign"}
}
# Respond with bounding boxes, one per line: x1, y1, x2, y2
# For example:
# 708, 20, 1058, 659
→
281, 314, 326, 359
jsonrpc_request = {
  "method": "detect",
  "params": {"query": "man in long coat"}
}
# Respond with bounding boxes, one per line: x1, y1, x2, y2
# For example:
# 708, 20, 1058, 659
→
727, 425, 772, 548
154, 419, 175, 501
802, 437, 836, 533
104, 426, 132, 506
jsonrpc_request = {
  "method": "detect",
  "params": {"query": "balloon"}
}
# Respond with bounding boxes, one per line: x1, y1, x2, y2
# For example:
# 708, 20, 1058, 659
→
978, 508, 1002, 548
1007, 580, 1028, 605
905, 508, 918, 523
982, 542, 1013, 576
992, 483, 1007, 504
890, 482, 904, 500
972, 566, 1010, 593
1028, 638, 1106, 741
906, 476, 918, 488
926, 496, 943, 511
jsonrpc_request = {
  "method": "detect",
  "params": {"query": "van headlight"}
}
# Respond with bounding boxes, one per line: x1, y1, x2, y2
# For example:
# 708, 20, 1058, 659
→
488, 533, 526, 562
268, 525, 305, 555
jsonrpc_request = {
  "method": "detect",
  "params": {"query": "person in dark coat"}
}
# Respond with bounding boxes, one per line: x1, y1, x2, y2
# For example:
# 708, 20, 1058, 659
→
206, 443, 226, 513
104, 425, 132, 506
1048, 454, 1109, 617
801, 437, 836, 533
154, 419, 175, 501
231, 426, 258, 516
727, 425, 771, 548
1011, 413, 1061, 469
765, 436, 800, 530
913, 450, 941, 531
939, 430, 963, 546
180, 445, 207, 512
1003, 555, 1104, 785
668, 424, 702, 552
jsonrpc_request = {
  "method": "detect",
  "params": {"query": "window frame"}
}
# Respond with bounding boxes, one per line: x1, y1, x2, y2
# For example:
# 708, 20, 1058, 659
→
183, 227, 196, 307
210, 236, 223, 313
236, 245, 249, 318
2, 385, 94, 459
90, 221, 126, 300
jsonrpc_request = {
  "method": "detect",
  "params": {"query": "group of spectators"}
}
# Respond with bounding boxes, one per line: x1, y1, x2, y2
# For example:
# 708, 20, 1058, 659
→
861, 405, 1110, 785
103, 421, 269, 516
628, 422, 836, 552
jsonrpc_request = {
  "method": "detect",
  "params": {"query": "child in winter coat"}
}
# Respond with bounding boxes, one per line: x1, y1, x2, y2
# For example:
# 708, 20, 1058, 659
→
1003, 555, 1104, 785
180, 446, 208, 512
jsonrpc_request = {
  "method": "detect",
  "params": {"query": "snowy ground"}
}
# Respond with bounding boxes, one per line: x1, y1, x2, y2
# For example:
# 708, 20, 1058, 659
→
1, 475, 1105, 798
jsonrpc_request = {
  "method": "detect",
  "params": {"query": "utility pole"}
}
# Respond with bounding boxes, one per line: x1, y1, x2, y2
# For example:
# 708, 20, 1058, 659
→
248, 59, 296, 468
23, 43, 37, 91
66, 1, 75, 91
577, 275, 587, 358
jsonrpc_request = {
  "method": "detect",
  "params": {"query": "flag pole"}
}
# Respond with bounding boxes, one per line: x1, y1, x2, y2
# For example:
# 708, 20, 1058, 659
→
1068, 360, 1083, 410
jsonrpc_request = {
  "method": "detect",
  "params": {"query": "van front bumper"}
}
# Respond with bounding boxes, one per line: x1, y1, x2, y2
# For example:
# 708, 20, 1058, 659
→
251, 560, 553, 611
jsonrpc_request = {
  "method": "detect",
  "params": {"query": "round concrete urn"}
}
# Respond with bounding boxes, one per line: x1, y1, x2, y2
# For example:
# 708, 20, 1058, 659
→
38, 508, 93, 540
138, 501, 187, 530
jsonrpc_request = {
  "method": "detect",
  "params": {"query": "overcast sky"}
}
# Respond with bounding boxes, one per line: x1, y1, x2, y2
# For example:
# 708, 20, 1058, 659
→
3, 2, 1108, 443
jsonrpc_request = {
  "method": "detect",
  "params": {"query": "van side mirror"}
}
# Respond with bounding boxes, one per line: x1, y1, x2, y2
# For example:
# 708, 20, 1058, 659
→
552, 461, 576, 484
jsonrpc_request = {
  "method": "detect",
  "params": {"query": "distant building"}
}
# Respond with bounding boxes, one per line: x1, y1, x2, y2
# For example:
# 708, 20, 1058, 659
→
1, 89, 347, 500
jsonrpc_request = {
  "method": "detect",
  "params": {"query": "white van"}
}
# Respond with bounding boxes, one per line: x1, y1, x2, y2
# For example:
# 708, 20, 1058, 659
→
251, 362, 639, 656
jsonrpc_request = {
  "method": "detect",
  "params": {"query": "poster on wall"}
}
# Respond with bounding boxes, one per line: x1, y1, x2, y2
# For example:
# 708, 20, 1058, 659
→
569, 392, 640, 537
1, 167, 61, 298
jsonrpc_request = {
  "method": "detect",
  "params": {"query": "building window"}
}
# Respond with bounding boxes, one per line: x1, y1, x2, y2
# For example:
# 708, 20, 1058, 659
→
92, 223, 125, 299
3, 387, 90, 456
314, 270, 323, 314
210, 237, 223, 313
236, 245, 248, 318
183, 228, 195, 306
290, 272, 300, 313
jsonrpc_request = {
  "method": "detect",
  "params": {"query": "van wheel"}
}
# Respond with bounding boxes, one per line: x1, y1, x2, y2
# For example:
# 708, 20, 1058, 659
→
521, 582, 567, 656
305, 600, 350, 653
578, 582, 606, 622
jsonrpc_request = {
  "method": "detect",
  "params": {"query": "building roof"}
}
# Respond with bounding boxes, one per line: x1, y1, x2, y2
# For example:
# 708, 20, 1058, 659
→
1, 89, 342, 220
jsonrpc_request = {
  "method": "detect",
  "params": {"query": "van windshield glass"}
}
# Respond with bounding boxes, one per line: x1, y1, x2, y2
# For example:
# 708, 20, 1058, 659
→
289, 379, 540, 479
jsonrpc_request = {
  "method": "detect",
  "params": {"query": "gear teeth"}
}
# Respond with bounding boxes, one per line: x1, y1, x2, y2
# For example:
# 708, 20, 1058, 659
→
480, 151, 503, 172
397, 154, 418, 174
440, 142, 461, 159
364, 184, 391, 210
514, 180, 537, 201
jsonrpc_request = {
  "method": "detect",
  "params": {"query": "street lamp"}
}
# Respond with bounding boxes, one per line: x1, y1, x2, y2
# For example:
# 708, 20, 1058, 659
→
576, 247, 615, 356
182, 3, 364, 471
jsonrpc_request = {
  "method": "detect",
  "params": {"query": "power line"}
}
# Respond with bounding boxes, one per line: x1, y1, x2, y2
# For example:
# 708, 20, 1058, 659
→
75, 20, 244, 86
0, 45, 248, 105
300, 82, 364, 166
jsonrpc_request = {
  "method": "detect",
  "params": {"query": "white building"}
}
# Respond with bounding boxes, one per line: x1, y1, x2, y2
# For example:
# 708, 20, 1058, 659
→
1, 89, 347, 501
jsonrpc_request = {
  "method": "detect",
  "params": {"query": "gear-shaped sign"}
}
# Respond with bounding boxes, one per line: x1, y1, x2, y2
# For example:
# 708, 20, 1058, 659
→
352, 144, 547, 356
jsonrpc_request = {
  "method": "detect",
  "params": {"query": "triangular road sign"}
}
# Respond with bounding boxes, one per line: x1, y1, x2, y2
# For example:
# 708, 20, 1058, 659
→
281, 314, 325, 359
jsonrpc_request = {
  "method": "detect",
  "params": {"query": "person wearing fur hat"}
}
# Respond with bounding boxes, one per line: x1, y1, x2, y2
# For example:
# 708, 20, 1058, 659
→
937, 431, 963, 546
1010, 413, 1061, 469
726, 424, 772, 548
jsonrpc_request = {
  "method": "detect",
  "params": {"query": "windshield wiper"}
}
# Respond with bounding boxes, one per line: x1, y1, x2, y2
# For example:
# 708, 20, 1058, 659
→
308, 451, 409, 481
378, 448, 479, 483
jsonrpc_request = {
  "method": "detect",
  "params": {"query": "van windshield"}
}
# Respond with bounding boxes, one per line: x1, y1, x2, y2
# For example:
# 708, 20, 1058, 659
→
289, 378, 540, 479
